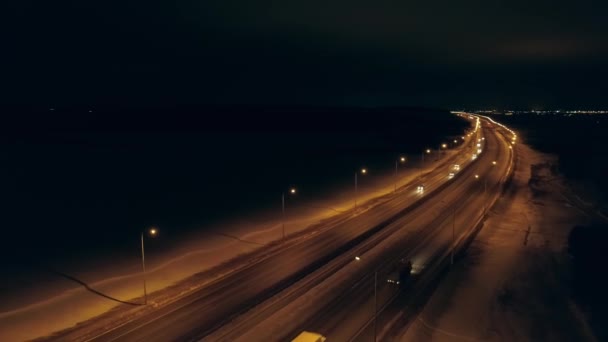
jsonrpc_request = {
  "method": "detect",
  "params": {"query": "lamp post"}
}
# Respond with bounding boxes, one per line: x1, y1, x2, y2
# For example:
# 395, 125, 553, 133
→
355, 168, 367, 212
475, 174, 487, 214
421, 149, 431, 177
140, 227, 158, 305
282, 187, 296, 239
484, 177, 487, 214
355, 256, 378, 342
451, 208, 455, 265
395, 156, 406, 192
373, 270, 378, 342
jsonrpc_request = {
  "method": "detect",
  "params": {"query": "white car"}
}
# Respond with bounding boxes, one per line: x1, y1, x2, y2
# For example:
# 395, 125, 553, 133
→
477, 148, 482, 154
453, 164, 460, 171
448, 172, 455, 179
417, 185, 425, 193
472, 154, 477, 160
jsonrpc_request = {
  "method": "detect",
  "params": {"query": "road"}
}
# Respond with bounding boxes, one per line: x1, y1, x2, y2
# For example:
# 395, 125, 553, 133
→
83, 116, 505, 342
298, 120, 513, 342
206, 116, 513, 341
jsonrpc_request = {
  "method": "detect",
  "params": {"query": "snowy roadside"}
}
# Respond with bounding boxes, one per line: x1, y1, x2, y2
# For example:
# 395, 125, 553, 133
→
400, 142, 596, 342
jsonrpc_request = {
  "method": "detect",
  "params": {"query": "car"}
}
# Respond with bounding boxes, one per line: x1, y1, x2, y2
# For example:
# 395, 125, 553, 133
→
477, 148, 482, 154
472, 154, 477, 160
448, 172, 455, 179
387, 259, 413, 285
453, 164, 460, 171
417, 185, 425, 193
292, 331, 327, 342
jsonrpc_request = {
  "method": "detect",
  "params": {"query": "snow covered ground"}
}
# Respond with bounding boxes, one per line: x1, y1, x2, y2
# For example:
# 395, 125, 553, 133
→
400, 143, 597, 341
0, 148, 459, 342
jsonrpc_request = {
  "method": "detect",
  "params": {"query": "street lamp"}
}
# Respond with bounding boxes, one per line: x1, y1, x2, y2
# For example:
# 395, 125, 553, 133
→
140, 227, 158, 305
282, 187, 297, 239
373, 270, 378, 342
353, 256, 378, 342
355, 168, 367, 211
451, 208, 455, 265
421, 149, 431, 178
422, 149, 431, 167
395, 156, 406, 192
475, 175, 487, 214
440, 143, 447, 157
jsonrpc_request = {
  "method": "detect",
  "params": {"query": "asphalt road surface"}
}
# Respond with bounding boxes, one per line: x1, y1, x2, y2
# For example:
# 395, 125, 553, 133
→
86, 116, 509, 342
288, 121, 513, 342
209, 117, 513, 341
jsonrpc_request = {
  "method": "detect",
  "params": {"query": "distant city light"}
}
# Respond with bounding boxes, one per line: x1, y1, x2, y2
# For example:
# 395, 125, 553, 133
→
471, 109, 608, 115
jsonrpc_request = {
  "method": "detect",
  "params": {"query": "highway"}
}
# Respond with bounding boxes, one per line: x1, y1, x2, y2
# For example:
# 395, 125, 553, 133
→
207, 117, 514, 341
81, 116, 510, 342
295, 120, 513, 342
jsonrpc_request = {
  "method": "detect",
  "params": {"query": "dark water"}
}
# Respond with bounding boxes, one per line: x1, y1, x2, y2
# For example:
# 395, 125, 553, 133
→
0, 106, 468, 270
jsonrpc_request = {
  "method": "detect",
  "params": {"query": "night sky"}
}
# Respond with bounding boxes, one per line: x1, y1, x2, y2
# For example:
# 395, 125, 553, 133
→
4, 0, 608, 108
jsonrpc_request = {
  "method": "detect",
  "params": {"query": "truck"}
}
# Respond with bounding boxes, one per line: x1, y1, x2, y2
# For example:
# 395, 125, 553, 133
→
386, 259, 413, 286
292, 331, 327, 342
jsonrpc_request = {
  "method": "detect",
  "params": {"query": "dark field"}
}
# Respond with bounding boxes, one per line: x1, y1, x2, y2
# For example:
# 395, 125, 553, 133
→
0, 106, 468, 270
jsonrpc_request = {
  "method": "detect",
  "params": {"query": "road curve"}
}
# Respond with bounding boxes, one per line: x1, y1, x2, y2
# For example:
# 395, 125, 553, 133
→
85, 117, 488, 342
217, 117, 512, 341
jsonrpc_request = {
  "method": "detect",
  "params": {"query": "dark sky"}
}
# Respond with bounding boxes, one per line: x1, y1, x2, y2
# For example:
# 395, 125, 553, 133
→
4, 0, 608, 108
